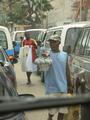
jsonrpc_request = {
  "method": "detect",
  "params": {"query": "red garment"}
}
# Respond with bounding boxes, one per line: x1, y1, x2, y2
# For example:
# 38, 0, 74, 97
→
23, 39, 37, 62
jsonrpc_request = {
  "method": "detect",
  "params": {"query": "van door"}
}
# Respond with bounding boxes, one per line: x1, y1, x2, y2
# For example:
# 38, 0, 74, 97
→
73, 27, 90, 93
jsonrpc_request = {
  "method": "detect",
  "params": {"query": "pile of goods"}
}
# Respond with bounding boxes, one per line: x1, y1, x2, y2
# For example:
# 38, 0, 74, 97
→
34, 57, 52, 71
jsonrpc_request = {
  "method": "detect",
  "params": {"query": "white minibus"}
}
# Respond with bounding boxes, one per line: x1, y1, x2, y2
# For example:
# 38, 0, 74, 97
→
12, 29, 47, 57
41, 21, 90, 82
44, 21, 90, 52
0, 26, 15, 62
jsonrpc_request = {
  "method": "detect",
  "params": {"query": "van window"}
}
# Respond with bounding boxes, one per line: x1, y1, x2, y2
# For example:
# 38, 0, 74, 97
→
65, 28, 82, 51
45, 29, 62, 41
74, 28, 90, 56
83, 29, 90, 56
27, 31, 42, 40
0, 31, 8, 49
53, 30, 62, 36
45, 31, 54, 41
15, 33, 24, 43
38, 31, 46, 42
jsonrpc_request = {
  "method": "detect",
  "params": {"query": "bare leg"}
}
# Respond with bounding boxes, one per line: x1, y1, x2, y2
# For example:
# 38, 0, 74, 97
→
26, 72, 32, 84
57, 113, 64, 120
48, 113, 54, 120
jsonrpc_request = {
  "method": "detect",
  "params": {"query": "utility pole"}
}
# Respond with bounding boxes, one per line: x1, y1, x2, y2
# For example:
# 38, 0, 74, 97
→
40, 0, 43, 28
80, 0, 83, 21
80, 0, 87, 21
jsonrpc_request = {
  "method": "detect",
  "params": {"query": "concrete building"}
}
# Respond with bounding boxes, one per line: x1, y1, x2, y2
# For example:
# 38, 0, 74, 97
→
72, 0, 90, 21
47, 0, 73, 27
46, 0, 90, 28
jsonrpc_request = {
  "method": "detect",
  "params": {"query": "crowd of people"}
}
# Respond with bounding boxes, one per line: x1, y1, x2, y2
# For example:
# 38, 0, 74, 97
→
19, 32, 77, 120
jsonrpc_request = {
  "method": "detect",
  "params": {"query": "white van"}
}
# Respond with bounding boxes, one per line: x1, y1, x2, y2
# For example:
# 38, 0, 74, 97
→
0, 26, 15, 62
12, 29, 47, 56
12, 29, 47, 43
12, 30, 25, 43
72, 24, 90, 92
44, 21, 90, 52
40, 21, 90, 82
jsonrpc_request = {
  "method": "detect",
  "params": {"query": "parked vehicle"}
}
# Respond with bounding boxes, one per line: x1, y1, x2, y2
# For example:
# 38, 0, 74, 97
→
0, 26, 16, 63
0, 46, 16, 88
44, 21, 90, 52
12, 29, 46, 57
71, 23, 90, 120
0, 64, 25, 120
12, 30, 25, 57
71, 24, 90, 120
72, 24, 90, 93
0, 61, 34, 120
40, 21, 90, 82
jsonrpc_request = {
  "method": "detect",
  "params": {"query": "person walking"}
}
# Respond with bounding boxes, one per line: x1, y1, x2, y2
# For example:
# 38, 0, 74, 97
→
22, 32, 37, 85
44, 34, 73, 120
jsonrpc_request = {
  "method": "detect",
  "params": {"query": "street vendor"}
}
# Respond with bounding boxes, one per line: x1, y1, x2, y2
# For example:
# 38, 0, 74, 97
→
44, 34, 73, 120
22, 32, 37, 85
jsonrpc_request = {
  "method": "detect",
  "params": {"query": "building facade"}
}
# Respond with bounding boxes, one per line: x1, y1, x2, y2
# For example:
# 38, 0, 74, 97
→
47, 0, 73, 27
47, 0, 90, 27
72, 0, 90, 21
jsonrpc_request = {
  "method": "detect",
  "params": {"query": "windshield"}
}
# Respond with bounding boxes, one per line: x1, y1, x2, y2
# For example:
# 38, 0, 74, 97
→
45, 29, 62, 41
44, 29, 62, 50
0, 0, 90, 119
74, 27, 90, 57
0, 71, 18, 97
15, 32, 25, 42
26, 31, 42, 41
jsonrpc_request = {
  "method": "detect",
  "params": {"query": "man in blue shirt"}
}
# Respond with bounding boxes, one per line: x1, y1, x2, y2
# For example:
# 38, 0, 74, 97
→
44, 34, 72, 120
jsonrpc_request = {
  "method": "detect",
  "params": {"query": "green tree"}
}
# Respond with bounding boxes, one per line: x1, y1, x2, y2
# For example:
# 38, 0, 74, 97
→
22, 0, 53, 27
0, 0, 53, 28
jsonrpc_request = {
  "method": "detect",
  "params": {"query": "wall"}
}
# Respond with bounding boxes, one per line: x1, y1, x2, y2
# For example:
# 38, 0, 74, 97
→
47, 0, 73, 27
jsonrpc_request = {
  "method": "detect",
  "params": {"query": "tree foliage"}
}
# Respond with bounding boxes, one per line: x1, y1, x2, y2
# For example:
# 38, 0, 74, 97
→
0, 0, 53, 27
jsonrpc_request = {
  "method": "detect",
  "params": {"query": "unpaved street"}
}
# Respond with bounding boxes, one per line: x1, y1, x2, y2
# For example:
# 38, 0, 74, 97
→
14, 61, 77, 120
14, 62, 48, 120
